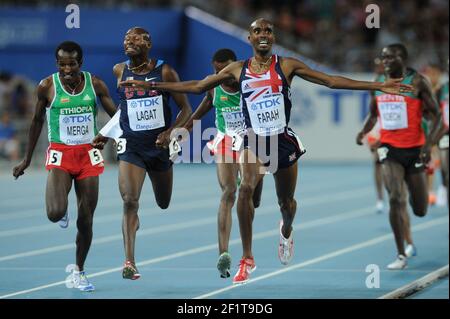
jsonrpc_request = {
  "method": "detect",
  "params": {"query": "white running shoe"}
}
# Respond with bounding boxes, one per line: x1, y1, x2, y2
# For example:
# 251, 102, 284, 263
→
70, 270, 95, 292
58, 212, 69, 229
387, 254, 407, 270
405, 244, 417, 258
278, 220, 294, 265
376, 200, 384, 214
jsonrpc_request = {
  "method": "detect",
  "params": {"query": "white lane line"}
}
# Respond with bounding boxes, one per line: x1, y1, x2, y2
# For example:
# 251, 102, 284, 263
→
0, 204, 381, 298
193, 216, 449, 299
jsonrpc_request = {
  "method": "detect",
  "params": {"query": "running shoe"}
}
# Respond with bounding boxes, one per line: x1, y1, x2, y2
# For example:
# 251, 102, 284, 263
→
217, 252, 232, 278
122, 260, 141, 280
387, 254, 407, 270
278, 220, 294, 265
58, 211, 69, 229
405, 244, 417, 258
232, 257, 256, 285
70, 270, 95, 292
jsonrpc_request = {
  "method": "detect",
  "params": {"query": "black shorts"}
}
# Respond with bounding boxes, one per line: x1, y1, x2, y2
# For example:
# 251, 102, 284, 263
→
117, 138, 172, 172
243, 127, 306, 172
377, 143, 424, 175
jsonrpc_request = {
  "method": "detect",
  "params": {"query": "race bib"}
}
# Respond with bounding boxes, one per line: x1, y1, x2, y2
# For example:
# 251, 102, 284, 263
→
169, 138, 181, 161
439, 134, 449, 149
378, 101, 408, 130
231, 133, 244, 152
88, 148, 104, 166
116, 138, 127, 154
224, 111, 245, 136
377, 147, 389, 162
46, 149, 63, 166
127, 95, 165, 131
59, 113, 95, 145
443, 101, 449, 128
247, 93, 286, 136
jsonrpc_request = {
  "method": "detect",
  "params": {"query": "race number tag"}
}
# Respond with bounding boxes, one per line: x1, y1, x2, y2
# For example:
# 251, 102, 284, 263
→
88, 148, 104, 166
378, 102, 408, 130
127, 96, 165, 131
169, 138, 181, 161
231, 133, 244, 151
46, 149, 63, 166
247, 93, 286, 136
116, 138, 127, 154
443, 101, 449, 128
377, 147, 389, 162
439, 134, 449, 149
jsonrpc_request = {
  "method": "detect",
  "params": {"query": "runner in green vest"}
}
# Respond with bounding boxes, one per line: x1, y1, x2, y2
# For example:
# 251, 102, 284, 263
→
173, 49, 263, 279
13, 41, 117, 291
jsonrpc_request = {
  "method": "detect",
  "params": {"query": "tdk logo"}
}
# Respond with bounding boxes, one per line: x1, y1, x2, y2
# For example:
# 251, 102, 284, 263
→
63, 114, 92, 123
131, 99, 160, 108
251, 96, 281, 111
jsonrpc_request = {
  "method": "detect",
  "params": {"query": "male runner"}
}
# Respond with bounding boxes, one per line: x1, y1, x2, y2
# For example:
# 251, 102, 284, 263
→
357, 44, 442, 270
13, 41, 117, 291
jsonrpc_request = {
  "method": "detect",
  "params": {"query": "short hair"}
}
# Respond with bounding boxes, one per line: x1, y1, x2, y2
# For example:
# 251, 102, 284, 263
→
212, 49, 237, 63
387, 43, 408, 60
55, 41, 83, 63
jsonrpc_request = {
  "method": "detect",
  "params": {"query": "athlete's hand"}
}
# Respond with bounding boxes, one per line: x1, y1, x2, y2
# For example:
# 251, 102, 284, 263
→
356, 131, 365, 145
91, 134, 109, 150
13, 159, 30, 180
380, 78, 413, 95
156, 129, 172, 148
119, 80, 154, 90
420, 144, 432, 164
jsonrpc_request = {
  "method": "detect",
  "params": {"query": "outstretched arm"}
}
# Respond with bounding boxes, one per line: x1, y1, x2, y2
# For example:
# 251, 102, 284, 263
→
285, 58, 412, 94
119, 61, 242, 94
92, 76, 117, 117
184, 91, 214, 132
12, 78, 50, 178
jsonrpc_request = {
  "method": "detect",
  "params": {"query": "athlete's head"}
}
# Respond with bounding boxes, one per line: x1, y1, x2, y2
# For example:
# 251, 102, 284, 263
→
124, 27, 152, 57
212, 48, 237, 73
248, 19, 275, 55
381, 43, 408, 75
55, 41, 83, 82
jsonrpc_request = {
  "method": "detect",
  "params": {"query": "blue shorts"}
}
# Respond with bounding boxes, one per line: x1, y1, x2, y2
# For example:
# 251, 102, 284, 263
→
243, 127, 306, 172
117, 138, 172, 172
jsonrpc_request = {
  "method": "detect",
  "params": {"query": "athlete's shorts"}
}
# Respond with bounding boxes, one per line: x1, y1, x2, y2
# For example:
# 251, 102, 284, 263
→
377, 143, 424, 175
116, 137, 172, 172
45, 143, 104, 180
207, 133, 239, 162
438, 133, 449, 150
243, 127, 306, 172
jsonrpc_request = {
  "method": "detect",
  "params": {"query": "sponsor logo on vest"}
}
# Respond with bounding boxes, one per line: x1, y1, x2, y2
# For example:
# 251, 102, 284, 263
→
83, 94, 92, 101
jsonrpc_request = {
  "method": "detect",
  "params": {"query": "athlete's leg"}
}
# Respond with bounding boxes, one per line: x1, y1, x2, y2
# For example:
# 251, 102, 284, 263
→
74, 176, 99, 271
119, 161, 146, 264
252, 178, 264, 208
237, 149, 265, 258
405, 171, 428, 218
46, 169, 73, 222
382, 160, 408, 256
147, 166, 173, 210
273, 162, 298, 239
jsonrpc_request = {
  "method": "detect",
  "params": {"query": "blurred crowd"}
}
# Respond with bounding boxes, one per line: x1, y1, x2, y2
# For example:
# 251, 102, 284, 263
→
2, 0, 447, 72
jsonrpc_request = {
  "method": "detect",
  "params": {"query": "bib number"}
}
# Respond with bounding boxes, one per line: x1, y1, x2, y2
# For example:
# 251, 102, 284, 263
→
117, 138, 127, 154
47, 150, 63, 166
231, 133, 244, 152
439, 135, 449, 149
378, 101, 408, 130
88, 149, 104, 166
127, 96, 165, 131
169, 138, 181, 161
247, 93, 286, 136
377, 147, 389, 162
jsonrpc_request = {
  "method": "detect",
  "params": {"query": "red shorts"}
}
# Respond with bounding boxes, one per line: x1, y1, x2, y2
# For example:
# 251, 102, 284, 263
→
45, 143, 104, 180
207, 134, 240, 162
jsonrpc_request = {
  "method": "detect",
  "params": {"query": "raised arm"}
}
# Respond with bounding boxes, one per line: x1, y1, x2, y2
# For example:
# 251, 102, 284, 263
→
13, 78, 51, 178
92, 76, 117, 117
119, 61, 243, 94
283, 57, 412, 94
